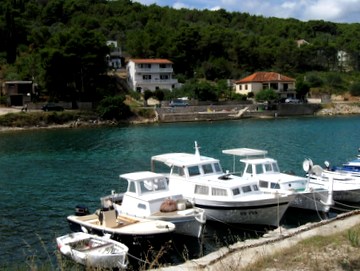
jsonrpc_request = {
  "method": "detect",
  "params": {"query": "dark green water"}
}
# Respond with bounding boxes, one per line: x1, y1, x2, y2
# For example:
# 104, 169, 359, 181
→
0, 115, 359, 268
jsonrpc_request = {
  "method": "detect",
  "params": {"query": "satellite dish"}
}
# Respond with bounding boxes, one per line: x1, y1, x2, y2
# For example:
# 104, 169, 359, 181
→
302, 159, 313, 172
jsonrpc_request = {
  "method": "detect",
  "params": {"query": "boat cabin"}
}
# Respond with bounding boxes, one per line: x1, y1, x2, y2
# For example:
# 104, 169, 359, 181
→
223, 148, 307, 192
151, 150, 262, 199
120, 171, 182, 217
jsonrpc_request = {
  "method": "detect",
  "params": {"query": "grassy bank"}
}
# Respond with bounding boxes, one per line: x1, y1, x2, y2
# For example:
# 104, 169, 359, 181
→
243, 225, 360, 271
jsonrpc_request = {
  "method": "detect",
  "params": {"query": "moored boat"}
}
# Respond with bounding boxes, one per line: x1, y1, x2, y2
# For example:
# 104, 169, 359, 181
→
100, 171, 206, 238
222, 148, 333, 213
56, 232, 129, 269
67, 209, 175, 244
303, 158, 360, 203
150, 141, 295, 227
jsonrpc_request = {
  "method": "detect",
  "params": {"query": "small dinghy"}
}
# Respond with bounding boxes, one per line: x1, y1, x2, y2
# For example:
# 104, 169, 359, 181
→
56, 232, 129, 269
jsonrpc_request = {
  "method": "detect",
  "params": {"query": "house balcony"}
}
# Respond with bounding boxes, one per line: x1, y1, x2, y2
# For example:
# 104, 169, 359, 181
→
135, 78, 178, 85
135, 68, 173, 73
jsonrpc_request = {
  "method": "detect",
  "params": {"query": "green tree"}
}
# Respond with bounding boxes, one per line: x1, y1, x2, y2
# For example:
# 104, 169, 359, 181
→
97, 95, 132, 120
350, 82, 360, 96
255, 89, 278, 102
154, 89, 165, 102
40, 26, 108, 101
295, 80, 310, 100
143, 90, 153, 106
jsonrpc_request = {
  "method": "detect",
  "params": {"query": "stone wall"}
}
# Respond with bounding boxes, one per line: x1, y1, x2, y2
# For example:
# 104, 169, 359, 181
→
156, 103, 321, 122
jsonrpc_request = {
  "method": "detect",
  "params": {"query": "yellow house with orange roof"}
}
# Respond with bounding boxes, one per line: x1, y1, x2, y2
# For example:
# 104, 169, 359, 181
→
234, 72, 296, 98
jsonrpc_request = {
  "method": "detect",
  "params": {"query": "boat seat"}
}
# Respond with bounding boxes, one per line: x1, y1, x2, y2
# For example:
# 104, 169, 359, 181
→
102, 210, 118, 228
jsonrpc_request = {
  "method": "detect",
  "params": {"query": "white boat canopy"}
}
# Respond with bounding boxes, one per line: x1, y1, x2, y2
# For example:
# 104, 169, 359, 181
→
222, 148, 268, 157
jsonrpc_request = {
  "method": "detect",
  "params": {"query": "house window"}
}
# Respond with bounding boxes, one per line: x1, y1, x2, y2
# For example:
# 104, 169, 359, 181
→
245, 85, 248, 90
143, 75, 151, 80
159, 64, 168, 68
270, 83, 278, 90
160, 75, 169, 80
139, 64, 151, 68
284, 84, 289, 91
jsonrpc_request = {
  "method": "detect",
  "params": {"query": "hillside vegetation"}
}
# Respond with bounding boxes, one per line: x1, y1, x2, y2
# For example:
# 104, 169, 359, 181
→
1, 0, 360, 105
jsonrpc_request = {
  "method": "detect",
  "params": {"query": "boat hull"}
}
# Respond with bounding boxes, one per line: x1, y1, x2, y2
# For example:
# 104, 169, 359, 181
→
112, 202, 206, 239
290, 190, 331, 212
309, 176, 360, 203
165, 214, 205, 239
192, 196, 293, 227
56, 232, 128, 269
67, 213, 175, 245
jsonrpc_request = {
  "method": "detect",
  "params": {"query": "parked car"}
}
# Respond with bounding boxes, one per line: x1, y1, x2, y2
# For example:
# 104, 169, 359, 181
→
285, 98, 300, 104
42, 103, 64, 111
170, 99, 189, 107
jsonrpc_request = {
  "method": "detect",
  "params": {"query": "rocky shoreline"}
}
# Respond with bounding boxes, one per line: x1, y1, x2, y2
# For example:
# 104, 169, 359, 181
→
0, 103, 359, 132
315, 103, 360, 116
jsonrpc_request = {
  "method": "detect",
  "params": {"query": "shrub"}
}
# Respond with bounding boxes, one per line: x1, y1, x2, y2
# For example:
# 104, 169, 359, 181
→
350, 82, 360, 96
255, 89, 278, 102
348, 228, 360, 247
306, 74, 324, 87
97, 95, 132, 120
0, 95, 7, 105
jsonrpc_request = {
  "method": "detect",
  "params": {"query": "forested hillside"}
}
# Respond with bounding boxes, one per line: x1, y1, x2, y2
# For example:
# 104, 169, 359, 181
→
1, 0, 360, 102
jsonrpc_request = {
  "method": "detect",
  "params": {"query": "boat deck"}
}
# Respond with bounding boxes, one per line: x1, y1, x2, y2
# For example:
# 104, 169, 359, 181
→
73, 213, 140, 229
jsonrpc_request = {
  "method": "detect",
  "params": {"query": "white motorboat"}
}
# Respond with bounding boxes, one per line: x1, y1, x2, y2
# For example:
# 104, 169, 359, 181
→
303, 158, 360, 203
150, 142, 295, 227
56, 232, 128, 269
222, 148, 333, 213
325, 149, 360, 177
100, 171, 206, 238
67, 209, 175, 243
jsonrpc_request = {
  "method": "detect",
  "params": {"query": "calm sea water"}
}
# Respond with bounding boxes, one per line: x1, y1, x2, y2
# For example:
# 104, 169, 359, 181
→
0, 115, 359, 268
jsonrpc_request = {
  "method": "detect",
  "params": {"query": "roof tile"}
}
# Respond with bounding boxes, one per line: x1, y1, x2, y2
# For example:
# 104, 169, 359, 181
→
130, 58, 173, 64
236, 72, 295, 84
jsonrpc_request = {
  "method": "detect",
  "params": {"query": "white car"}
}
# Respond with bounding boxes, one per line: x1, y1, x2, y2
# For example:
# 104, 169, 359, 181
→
285, 98, 300, 103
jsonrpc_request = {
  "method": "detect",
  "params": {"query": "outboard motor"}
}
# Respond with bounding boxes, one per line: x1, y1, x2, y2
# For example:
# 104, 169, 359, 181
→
75, 205, 89, 216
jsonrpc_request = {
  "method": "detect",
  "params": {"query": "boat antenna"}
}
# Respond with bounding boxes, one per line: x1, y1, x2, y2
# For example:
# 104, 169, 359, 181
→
194, 141, 201, 159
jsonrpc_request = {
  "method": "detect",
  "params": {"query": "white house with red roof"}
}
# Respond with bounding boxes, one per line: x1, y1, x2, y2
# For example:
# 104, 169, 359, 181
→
234, 72, 296, 98
126, 58, 179, 92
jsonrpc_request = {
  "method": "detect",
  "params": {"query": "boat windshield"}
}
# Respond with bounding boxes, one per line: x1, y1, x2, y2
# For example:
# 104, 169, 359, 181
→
140, 178, 167, 194
257, 162, 280, 174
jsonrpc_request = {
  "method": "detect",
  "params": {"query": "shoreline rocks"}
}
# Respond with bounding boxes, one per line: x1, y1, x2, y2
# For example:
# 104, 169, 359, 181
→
315, 103, 360, 116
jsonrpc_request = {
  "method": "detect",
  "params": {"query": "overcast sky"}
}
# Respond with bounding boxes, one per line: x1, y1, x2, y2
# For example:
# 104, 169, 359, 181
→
134, 0, 360, 23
